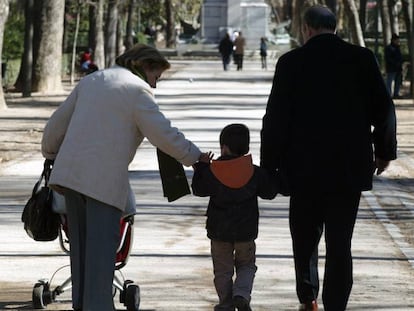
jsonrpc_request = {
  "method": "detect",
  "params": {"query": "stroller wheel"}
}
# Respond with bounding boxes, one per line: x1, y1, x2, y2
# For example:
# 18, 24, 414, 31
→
125, 284, 140, 311
32, 282, 49, 309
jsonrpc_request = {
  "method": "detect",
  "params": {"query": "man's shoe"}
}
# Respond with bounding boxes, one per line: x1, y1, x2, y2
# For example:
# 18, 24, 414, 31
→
233, 295, 252, 311
298, 300, 318, 311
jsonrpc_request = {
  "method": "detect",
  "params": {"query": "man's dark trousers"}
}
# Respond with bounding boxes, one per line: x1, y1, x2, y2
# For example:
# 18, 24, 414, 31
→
289, 191, 360, 311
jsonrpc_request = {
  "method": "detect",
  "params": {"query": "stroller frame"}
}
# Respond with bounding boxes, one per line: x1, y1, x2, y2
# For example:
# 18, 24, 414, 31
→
32, 214, 140, 311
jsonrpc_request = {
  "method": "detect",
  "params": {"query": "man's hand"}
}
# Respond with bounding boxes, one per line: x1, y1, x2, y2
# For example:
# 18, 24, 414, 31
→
375, 157, 390, 175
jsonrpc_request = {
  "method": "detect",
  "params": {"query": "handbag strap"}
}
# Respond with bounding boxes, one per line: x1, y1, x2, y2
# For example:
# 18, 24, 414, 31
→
42, 159, 53, 186
29, 159, 54, 198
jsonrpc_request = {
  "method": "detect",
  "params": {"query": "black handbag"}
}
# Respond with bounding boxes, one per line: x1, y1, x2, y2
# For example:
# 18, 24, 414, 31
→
156, 148, 191, 202
21, 159, 60, 241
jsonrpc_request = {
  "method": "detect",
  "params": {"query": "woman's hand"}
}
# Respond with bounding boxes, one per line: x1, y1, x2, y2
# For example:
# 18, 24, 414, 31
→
198, 151, 214, 163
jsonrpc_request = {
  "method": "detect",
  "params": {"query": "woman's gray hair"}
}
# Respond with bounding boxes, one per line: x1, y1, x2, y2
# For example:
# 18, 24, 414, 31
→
115, 44, 171, 72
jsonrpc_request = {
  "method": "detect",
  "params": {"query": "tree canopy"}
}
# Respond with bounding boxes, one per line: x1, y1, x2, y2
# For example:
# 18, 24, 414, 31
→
1, 0, 413, 109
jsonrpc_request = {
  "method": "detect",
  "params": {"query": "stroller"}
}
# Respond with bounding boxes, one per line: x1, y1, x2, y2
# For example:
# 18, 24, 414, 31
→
31, 213, 140, 311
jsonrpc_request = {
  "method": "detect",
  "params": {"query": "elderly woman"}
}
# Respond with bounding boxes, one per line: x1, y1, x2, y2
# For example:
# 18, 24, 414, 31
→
41, 44, 205, 311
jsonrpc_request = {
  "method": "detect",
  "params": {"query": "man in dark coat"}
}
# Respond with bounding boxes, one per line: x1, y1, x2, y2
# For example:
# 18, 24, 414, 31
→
219, 33, 234, 71
384, 33, 403, 98
260, 5, 397, 311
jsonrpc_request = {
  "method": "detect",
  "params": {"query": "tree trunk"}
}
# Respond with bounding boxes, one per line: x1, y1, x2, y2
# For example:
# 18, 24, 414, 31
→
360, 0, 368, 32
165, 0, 175, 48
70, 0, 81, 85
105, 0, 120, 67
379, 0, 392, 47
388, 0, 400, 35
285, 0, 293, 24
32, 0, 41, 88
269, 4, 281, 24
14, 0, 34, 95
89, 0, 104, 70
412, 0, 414, 96
401, 0, 414, 96
344, 0, 365, 46
374, 3, 380, 57
22, 0, 34, 97
325, 0, 337, 14
0, 0, 9, 110
32, 0, 64, 93
125, 0, 136, 50
117, 12, 123, 56
337, 3, 345, 35
290, 0, 305, 45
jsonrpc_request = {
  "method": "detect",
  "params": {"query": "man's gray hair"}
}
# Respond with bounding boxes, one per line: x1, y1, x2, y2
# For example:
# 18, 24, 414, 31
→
303, 5, 337, 31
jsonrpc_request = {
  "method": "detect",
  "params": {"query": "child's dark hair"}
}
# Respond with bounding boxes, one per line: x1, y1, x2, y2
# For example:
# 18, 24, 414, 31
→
219, 123, 250, 156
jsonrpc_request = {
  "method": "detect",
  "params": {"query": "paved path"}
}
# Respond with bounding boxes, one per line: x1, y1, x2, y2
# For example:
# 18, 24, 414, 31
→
0, 60, 414, 310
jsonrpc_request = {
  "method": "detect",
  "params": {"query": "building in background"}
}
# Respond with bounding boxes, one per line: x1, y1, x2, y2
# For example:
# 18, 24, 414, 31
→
201, 0, 271, 48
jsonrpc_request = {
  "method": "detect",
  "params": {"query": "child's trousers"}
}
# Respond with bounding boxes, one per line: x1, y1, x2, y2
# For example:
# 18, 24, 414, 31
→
211, 239, 257, 311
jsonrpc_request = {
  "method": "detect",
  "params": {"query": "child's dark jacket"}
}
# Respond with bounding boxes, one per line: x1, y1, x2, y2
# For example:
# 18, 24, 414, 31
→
191, 154, 278, 242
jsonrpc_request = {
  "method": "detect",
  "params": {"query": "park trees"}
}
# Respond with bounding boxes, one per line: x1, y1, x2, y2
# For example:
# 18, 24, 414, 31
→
32, 0, 65, 93
105, 0, 120, 67
165, 0, 175, 48
344, 0, 365, 46
13, 0, 64, 95
1, 0, 414, 110
89, 0, 105, 71
266, 0, 414, 96
0, 0, 9, 110
401, 0, 414, 95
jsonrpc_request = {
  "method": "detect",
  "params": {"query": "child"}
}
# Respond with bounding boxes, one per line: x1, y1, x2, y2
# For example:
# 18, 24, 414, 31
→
191, 123, 278, 311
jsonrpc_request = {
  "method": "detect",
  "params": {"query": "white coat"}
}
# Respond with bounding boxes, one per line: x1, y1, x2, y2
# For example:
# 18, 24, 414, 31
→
41, 65, 201, 212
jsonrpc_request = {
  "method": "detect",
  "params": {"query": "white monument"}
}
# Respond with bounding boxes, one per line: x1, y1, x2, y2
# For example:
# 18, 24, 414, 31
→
201, 0, 270, 48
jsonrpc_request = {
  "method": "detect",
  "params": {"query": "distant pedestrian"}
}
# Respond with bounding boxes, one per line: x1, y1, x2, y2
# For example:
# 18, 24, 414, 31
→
231, 31, 239, 42
261, 5, 397, 311
233, 31, 246, 71
260, 37, 268, 70
80, 48, 98, 74
385, 33, 403, 98
192, 123, 279, 311
219, 33, 234, 71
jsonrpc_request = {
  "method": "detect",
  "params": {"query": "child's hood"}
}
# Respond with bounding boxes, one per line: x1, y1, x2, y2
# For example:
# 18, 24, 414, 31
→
210, 154, 254, 189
